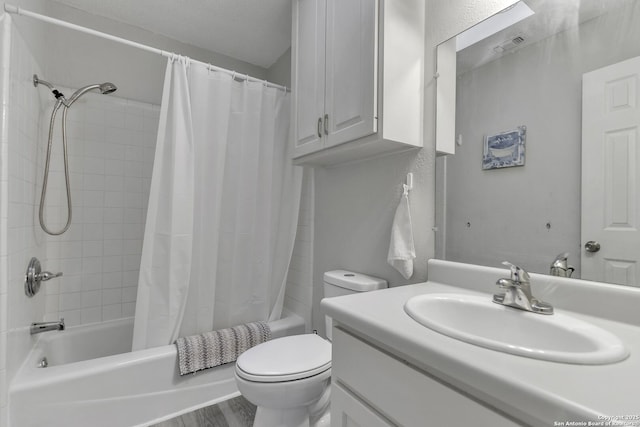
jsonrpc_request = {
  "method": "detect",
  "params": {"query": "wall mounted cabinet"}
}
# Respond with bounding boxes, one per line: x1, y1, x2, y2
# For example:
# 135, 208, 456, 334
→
292, 0, 425, 167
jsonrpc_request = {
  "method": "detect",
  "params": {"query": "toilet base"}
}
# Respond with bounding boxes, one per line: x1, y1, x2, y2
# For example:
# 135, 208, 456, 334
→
248, 380, 331, 427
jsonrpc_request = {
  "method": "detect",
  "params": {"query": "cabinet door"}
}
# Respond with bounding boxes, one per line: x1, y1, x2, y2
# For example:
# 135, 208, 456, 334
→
324, 0, 377, 148
331, 383, 393, 427
292, 0, 326, 156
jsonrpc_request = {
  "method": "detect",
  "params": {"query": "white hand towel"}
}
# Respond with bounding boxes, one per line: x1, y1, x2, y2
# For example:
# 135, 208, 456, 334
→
387, 184, 416, 279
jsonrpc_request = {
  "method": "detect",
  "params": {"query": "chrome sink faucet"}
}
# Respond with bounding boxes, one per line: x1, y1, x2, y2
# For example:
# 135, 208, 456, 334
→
493, 262, 554, 315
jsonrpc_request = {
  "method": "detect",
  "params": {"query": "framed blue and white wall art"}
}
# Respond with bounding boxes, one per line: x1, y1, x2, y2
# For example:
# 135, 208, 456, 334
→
482, 125, 526, 170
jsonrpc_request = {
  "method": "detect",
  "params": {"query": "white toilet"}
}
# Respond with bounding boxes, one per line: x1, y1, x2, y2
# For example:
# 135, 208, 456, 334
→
235, 270, 387, 427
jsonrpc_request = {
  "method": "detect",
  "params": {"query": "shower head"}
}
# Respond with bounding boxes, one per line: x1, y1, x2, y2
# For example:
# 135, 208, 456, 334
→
33, 74, 118, 107
99, 82, 117, 95
66, 81, 118, 107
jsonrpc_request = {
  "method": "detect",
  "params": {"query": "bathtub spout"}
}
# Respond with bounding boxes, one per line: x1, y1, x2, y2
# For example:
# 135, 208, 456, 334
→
31, 318, 65, 335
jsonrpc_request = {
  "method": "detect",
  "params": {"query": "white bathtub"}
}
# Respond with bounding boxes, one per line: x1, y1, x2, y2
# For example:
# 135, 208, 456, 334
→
9, 315, 305, 427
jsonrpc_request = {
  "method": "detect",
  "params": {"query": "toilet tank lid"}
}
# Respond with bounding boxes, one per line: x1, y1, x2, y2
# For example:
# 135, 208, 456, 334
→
323, 270, 388, 292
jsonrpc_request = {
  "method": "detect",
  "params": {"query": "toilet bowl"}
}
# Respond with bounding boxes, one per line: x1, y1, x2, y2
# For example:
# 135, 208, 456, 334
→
234, 270, 387, 427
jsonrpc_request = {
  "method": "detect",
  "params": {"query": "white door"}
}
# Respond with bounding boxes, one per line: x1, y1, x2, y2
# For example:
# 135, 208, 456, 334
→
324, 0, 377, 148
292, 0, 326, 157
582, 56, 640, 287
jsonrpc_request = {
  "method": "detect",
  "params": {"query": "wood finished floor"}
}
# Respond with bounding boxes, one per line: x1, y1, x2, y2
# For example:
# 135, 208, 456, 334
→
151, 395, 256, 427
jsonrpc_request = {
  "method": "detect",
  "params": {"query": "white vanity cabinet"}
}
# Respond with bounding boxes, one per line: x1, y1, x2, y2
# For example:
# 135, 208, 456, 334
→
331, 327, 519, 427
291, 0, 425, 166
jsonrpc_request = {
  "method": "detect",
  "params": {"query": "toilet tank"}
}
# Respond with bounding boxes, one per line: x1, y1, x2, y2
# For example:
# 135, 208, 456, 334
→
323, 270, 387, 341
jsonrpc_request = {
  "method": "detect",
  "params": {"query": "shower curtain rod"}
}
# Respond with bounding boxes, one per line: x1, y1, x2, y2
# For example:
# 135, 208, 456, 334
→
3, 4, 289, 92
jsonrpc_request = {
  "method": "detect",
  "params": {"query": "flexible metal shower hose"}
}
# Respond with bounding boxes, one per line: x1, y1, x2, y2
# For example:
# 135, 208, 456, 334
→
39, 98, 73, 235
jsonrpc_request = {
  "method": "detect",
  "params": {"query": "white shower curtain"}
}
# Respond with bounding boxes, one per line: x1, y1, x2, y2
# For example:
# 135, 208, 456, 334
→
132, 56, 302, 350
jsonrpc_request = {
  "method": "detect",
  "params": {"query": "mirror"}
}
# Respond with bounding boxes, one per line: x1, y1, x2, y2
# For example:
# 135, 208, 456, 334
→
435, 0, 640, 287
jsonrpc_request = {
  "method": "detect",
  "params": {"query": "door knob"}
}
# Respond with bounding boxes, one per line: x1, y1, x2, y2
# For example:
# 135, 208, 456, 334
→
584, 241, 601, 253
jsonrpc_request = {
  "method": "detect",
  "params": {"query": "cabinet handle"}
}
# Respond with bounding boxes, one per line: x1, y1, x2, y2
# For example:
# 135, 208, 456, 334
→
317, 117, 323, 138
324, 114, 329, 135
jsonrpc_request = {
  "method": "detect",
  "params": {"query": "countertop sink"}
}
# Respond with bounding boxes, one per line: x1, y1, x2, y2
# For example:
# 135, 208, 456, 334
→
404, 293, 629, 365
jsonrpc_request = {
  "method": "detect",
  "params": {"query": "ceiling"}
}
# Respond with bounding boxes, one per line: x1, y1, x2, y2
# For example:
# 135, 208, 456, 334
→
50, 0, 293, 69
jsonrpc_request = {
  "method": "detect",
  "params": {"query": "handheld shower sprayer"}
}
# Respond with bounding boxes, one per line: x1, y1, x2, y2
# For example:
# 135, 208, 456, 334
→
34, 74, 118, 235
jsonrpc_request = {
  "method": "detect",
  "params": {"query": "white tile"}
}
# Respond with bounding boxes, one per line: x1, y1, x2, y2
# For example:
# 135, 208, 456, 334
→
84, 142, 105, 158
103, 224, 123, 240
123, 239, 142, 255
59, 241, 83, 258
81, 307, 102, 324
123, 208, 142, 224
102, 272, 122, 289
81, 290, 101, 308
124, 192, 143, 208
82, 190, 104, 207
103, 239, 123, 256
105, 159, 124, 176
102, 304, 122, 321
122, 223, 143, 239
0, 293, 7, 332
123, 254, 140, 271
83, 174, 105, 191
102, 288, 122, 305
82, 273, 102, 291
60, 258, 83, 275
102, 255, 122, 273
59, 292, 82, 311
44, 279, 60, 295
105, 175, 124, 191
104, 191, 124, 208
82, 257, 102, 274
103, 143, 125, 160
45, 294, 59, 316
82, 241, 103, 257
84, 123, 106, 142
122, 286, 138, 303
0, 369, 6, 408
103, 207, 124, 224
122, 302, 136, 317
0, 332, 7, 370
122, 271, 139, 287
83, 157, 105, 174
60, 309, 82, 326
60, 275, 83, 293
123, 176, 142, 193
83, 223, 104, 240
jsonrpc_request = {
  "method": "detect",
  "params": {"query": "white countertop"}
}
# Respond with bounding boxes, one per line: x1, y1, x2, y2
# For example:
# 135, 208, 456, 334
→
321, 260, 640, 427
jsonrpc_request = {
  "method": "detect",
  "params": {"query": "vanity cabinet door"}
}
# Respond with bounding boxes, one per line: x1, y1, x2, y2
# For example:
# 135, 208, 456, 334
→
331, 383, 393, 427
332, 327, 519, 427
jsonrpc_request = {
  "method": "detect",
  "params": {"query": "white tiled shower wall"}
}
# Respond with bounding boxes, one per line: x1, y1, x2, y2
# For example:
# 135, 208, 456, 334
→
0, 19, 159, 425
1, 18, 46, 427
40, 89, 158, 326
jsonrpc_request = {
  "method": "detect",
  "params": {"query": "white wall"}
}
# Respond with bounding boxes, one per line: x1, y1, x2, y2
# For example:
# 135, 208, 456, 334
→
267, 48, 291, 89
442, 3, 640, 276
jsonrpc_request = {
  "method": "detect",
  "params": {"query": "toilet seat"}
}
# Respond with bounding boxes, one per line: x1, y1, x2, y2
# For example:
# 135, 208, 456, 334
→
236, 334, 331, 383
